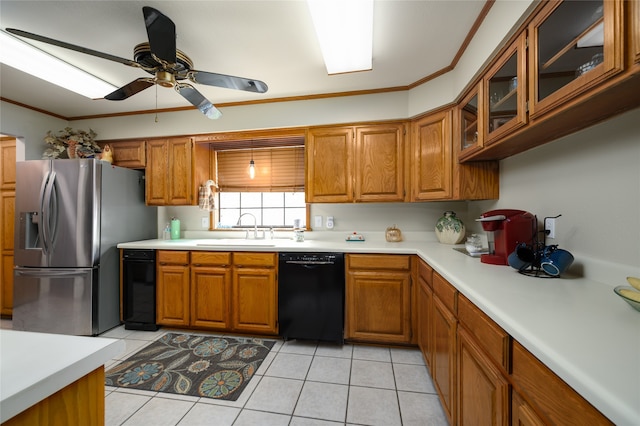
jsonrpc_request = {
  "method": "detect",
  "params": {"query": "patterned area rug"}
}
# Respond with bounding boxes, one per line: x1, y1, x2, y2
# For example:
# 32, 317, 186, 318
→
105, 333, 275, 401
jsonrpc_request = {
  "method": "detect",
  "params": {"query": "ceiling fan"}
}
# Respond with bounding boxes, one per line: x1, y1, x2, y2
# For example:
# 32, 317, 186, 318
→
6, 6, 268, 119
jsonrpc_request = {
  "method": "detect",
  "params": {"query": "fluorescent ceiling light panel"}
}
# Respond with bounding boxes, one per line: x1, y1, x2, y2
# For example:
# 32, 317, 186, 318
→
0, 30, 117, 99
307, 0, 373, 74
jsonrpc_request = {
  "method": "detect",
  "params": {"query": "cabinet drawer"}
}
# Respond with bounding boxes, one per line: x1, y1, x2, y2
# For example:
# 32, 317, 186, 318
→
157, 250, 189, 265
433, 272, 456, 314
348, 254, 411, 270
418, 260, 433, 287
191, 251, 231, 266
458, 295, 509, 371
233, 252, 277, 267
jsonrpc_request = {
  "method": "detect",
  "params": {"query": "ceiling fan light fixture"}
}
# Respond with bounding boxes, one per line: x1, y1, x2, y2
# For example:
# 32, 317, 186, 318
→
307, 0, 373, 74
0, 30, 117, 99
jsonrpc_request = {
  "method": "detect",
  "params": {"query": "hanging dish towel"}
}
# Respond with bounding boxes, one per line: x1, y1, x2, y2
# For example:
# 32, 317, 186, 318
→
199, 181, 216, 211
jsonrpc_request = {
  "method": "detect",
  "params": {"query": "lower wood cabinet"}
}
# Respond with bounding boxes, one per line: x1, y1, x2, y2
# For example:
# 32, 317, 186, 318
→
190, 252, 232, 329
232, 252, 278, 334
156, 251, 191, 326
511, 340, 613, 425
457, 327, 509, 425
512, 390, 546, 426
345, 254, 412, 344
419, 262, 612, 426
432, 272, 458, 425
417, 259, 433, 369
156, 250, 277, 335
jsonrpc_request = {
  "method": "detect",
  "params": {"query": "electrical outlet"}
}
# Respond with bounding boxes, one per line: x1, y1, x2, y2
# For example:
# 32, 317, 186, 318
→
545, 218, 556, 239
314, 215, 323, 228
326, 216, 334, 229
201, 217, 210, 228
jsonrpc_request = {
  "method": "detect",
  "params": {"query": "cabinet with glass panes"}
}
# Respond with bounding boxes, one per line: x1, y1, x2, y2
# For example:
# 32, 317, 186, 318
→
457, 84, 483, 160
483, 32, 527, 145
528, 0, 624, 118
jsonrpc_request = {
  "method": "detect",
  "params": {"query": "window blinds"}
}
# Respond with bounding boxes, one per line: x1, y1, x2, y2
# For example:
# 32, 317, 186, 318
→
216, 146, 305, 192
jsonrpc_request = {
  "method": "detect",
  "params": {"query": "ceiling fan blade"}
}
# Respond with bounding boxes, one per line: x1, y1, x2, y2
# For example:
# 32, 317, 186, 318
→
142, 6, 177, 65
105, 78, 154, 100
188, 70, 268, 93
175, 83, 222, 119
5, 28, 139, 67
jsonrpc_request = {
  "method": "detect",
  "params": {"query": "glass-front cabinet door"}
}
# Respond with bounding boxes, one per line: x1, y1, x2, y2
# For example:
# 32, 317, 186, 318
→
483, 32, 527, 145
528, 0, 623, 118
457, 84, 483, 160
633, 0, 640, 65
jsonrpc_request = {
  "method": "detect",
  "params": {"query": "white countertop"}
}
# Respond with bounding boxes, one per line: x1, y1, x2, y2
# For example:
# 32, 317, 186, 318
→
118, 235, 640, 425
0, 330, 125, 423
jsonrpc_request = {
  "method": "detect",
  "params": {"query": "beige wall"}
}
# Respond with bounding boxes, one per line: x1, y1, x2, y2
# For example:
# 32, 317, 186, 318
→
469, 107, 640, 284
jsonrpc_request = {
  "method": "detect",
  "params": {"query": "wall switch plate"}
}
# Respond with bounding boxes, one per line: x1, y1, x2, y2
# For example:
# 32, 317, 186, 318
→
314, 215, 323, 228
326, 216, 334, 229
545, 218, 556, 239
201, 217, 210, 228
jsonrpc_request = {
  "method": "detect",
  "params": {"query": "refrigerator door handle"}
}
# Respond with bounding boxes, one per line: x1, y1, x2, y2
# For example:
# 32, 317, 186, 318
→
15, 268, 91, 277
41, 171, 57, 254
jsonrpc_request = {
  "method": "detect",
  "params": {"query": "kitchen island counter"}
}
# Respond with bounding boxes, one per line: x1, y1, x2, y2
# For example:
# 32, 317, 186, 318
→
118, 235, 640, 425
0, 330, 125, 423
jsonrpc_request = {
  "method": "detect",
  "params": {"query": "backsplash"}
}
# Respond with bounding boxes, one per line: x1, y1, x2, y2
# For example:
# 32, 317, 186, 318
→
160, 201, 471, 238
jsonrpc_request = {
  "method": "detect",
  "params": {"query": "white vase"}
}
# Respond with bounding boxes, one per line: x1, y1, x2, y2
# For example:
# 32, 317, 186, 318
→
435, 211, 465, 244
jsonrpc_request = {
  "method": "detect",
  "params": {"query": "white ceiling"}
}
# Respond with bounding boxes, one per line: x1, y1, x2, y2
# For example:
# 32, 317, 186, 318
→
0, 0, 487, 120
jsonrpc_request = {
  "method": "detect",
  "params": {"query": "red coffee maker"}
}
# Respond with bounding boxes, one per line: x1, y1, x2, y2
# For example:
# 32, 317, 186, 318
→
477, 209, 536, 265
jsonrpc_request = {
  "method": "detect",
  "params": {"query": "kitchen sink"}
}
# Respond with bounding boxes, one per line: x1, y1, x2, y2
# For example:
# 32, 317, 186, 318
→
195, 239, 276, 247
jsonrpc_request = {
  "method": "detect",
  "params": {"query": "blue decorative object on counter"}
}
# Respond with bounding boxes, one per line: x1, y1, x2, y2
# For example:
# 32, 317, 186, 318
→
435, 211, 465, 244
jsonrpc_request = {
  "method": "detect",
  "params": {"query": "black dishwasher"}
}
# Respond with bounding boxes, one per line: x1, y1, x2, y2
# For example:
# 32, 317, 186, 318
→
278, 253, 345, 343
122, 249, 159, 331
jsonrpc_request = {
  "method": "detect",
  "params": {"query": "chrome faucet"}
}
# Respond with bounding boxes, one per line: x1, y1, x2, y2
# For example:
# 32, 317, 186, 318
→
236, 213, 258, 239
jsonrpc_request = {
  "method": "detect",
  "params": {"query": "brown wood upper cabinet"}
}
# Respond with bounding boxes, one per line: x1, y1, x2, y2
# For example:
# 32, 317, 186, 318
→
306, 122, 407, 203
146, 137, 194, 206
412, 110, 499, 201
411, 110, 452, 201
528, 0, 624, 119
97, 140, 146, 169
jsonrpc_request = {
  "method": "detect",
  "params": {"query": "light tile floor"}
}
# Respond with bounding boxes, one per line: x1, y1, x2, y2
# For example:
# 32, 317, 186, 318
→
1, 320, 447, 426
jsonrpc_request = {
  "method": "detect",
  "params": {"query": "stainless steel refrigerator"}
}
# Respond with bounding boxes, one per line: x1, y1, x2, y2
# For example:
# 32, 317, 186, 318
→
13, 159, 157, 336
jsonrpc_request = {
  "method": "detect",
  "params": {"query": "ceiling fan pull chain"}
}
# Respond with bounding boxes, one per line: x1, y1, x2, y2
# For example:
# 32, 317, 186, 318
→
155, 83, 159, 123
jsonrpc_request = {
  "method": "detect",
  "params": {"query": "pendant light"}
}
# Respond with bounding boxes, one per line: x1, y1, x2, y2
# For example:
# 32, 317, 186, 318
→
248, 141, 255, 179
